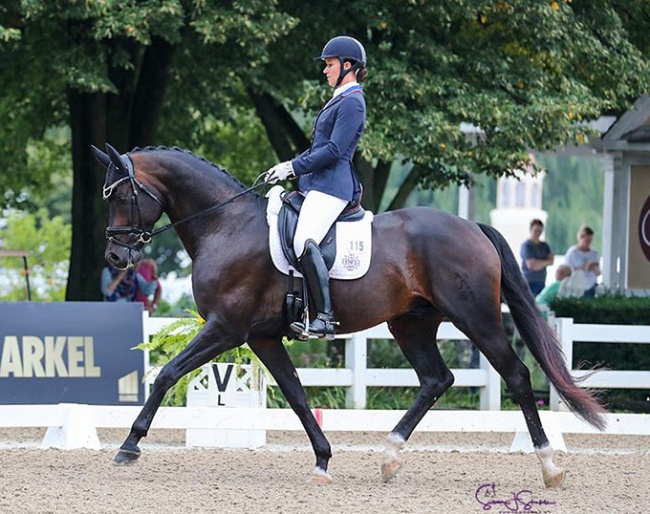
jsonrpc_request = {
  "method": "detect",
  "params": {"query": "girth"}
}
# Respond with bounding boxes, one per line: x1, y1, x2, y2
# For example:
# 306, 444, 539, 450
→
278, 191, 365, 270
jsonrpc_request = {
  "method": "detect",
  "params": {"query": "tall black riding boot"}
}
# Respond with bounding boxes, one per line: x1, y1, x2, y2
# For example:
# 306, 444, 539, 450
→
290, 239, 337, 339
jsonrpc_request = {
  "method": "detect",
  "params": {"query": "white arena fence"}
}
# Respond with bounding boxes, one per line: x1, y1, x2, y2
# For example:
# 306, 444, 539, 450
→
142, 315, 502, 411
550, 317, 650, 411
0, 404, 647, 454
144, 316, 650, 413
1, 315, 648, 452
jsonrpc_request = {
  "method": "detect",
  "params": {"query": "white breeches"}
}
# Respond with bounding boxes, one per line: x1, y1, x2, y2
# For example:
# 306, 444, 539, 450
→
293, 190, 349, 257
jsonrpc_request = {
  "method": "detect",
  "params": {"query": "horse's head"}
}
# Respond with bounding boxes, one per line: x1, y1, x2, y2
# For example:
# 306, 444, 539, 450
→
91, 144, 165, 270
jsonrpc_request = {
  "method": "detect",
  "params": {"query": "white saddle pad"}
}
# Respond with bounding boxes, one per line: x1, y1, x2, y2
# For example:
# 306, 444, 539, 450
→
265, 186, 373, 280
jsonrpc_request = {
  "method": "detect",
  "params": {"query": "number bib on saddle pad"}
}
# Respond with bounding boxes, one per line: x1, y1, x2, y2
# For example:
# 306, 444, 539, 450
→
265, 186, 374, 280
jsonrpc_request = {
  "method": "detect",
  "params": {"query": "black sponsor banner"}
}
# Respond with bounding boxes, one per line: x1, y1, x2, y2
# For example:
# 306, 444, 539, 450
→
0, 302, 144, 405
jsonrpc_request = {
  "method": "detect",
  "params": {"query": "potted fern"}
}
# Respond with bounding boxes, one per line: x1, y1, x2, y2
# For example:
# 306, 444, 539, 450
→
137, 311, 266, 407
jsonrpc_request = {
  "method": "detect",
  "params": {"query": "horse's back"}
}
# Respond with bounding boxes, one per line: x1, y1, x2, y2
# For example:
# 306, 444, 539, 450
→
370, 206, 502, 293
372, 206, 495, 258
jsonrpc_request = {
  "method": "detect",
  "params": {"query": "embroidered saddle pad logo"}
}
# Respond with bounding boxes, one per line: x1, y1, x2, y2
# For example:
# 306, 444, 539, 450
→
265, 186, 373, 280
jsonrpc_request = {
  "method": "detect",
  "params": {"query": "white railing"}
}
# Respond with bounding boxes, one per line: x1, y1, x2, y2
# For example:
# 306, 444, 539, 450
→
550, 317, 650, 411
1, 404, 647, 453
142, 315, 502, 410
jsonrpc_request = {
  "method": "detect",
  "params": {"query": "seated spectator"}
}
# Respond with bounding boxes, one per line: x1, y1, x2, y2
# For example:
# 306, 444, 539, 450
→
135, 259, 162, 314
101, 264, 158, 303
536, 265, 573, 307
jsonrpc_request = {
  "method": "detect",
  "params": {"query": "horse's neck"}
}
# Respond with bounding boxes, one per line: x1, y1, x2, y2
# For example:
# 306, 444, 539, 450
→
155, 162, 265, 258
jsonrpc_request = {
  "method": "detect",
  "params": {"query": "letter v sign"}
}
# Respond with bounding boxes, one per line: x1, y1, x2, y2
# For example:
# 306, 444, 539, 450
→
212, 363, 234, 393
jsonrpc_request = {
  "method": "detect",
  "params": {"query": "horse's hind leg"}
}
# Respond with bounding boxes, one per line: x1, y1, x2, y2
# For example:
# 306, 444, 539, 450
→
382, 310, 455, 483
457, 315, 565, 488
115, 321, 239, 465
248, 338, 333, 484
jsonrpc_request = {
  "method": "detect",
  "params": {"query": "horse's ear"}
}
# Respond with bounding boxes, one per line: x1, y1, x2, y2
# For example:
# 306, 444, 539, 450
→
105, 143, 125, 171
91, 145, 111, 168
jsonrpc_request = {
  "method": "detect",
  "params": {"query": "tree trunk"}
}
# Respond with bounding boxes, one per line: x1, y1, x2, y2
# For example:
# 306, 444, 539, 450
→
131, 38, 175, 146
247, 88, 309, 160
386, 164, 421, 211
66, 91, 110, 301
65, 40, 175, 300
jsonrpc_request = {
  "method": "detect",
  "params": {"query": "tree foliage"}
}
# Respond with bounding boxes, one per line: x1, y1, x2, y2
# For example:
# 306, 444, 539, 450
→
1, 0, 648, 299
1, 0, 292, 299
251, 0, 649, 209
538, 153, 604, 255
0, 209, 71, 301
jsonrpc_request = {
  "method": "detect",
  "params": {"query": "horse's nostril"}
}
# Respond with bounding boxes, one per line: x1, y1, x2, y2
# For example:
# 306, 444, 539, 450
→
107, 252, 121, 265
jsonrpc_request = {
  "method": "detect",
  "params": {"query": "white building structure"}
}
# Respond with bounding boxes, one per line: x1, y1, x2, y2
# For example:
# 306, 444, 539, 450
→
592, 95, 650, 292
489, 154, 547, 263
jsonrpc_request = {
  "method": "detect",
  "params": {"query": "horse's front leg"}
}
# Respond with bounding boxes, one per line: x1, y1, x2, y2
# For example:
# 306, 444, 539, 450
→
248, 338, 333, 484
115, 321, 241, 465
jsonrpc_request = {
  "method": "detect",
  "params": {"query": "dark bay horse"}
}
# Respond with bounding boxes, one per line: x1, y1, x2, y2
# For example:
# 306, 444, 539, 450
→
93, 144, 605, 488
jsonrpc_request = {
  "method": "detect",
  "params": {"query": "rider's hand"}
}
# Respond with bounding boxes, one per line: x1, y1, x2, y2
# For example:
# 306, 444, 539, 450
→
265, 161, 294, 183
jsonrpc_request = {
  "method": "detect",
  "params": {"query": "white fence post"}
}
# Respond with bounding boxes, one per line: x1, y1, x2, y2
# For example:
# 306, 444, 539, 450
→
345, 331, 368, 409
41, 403, 101, 450
479, 352, 502, 410
550, 318, 573, 412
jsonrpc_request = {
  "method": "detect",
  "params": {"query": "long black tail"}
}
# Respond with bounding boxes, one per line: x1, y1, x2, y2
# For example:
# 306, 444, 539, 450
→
478, 223, 606, 430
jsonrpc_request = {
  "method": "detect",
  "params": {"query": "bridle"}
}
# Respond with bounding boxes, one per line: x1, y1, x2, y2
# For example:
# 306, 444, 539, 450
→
103, 155, 164, 252
104, 152, 273, 255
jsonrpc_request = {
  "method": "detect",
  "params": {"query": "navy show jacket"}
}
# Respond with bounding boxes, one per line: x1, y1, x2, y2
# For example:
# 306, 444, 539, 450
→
292, 86, 366, 203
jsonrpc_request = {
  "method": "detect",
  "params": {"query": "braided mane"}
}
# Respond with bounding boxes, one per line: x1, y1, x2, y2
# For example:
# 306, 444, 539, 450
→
129, 145, 252, 192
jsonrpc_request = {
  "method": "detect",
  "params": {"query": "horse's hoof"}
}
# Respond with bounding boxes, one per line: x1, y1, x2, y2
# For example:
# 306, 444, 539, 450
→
543, 468, 566, 488
381, 458, 402, 483
308, 467, 333, 484
114, 448, 141, 466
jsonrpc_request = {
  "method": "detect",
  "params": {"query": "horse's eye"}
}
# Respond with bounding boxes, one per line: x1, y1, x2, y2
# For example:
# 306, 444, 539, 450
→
115, 194, 129, 204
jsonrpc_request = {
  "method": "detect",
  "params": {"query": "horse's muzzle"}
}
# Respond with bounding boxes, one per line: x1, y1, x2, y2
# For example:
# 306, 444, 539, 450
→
105, 244, 143, 270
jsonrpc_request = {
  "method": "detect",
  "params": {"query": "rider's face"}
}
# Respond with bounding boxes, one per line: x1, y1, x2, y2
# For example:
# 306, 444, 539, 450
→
323, 57, 351, 87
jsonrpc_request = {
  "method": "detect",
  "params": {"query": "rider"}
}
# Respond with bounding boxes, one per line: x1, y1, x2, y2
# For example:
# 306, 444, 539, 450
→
266, 35, 368, 339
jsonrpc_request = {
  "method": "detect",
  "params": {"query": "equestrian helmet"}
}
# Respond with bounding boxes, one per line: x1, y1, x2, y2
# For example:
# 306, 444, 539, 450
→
315, 36, 367, 67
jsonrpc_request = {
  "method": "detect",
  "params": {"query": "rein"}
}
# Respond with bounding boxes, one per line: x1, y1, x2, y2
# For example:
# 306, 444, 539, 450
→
149, 179, 270, 238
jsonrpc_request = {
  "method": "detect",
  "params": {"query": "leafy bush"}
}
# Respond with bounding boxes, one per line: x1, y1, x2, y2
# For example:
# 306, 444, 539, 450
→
139, 311, 263, 407
153, 293, 196, 318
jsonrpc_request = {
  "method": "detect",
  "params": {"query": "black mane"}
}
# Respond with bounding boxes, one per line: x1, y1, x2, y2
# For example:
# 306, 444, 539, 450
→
129, 145, 253, 193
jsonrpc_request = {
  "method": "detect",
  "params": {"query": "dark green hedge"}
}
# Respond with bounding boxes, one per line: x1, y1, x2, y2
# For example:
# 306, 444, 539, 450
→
549, 295, 650, 325
548, 295, 650, 412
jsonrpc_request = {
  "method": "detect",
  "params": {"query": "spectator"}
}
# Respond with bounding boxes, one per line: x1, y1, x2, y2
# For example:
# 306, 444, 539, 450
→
520, 219, 554, 295
536, 264, 572, 308
135, 259, 162, 314
564, 226, 600, 297
101, 264, 158, 303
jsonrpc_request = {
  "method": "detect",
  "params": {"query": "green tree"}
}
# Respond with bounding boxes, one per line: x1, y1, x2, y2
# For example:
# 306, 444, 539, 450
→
538, 153, 604, 254
0, 209, 71, 301
249, 0, 649, 210
0, 0, 293, 300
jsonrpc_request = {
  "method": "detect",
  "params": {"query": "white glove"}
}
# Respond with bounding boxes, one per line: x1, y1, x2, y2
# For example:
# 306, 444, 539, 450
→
266, 161, 294, 183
